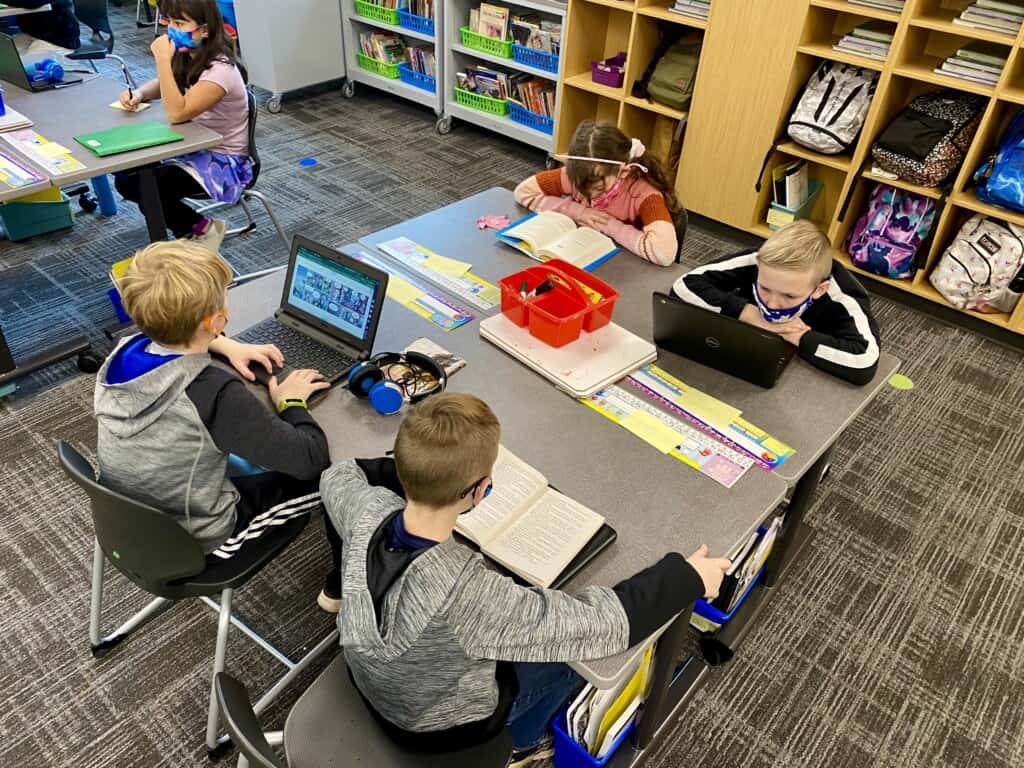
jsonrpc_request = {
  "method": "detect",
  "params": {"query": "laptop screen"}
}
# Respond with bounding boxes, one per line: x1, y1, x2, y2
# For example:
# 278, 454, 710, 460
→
285, 245, 382, 344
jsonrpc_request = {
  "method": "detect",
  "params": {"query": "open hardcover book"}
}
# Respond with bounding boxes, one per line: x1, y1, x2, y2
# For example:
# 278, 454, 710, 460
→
497, 211, 619, 272
455, 446, 607, 588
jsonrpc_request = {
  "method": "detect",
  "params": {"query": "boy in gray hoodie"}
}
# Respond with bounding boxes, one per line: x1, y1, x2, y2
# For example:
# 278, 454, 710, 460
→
321, 392, 731, 766
94, 241, 343, 611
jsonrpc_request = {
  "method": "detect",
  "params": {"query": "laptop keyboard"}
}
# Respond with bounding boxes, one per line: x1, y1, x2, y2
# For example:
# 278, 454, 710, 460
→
235, 319, 357, 382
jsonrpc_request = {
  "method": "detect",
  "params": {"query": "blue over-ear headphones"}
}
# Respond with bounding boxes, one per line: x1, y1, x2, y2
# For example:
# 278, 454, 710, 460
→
347, 351, 447, 415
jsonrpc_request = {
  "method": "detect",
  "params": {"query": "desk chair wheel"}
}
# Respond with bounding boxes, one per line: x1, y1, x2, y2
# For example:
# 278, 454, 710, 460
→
436, 115, 452, 135
266, 95, 283, 114
77, 349, 102, 375
79, 193, 99, 213
207, 736, 235, 762
341, 81, 356, 99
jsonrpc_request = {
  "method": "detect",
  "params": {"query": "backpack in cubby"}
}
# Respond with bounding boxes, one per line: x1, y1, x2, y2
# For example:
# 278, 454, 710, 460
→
787, 61, 878, 155
974, 109, 1024, 213
930, 214, 1024, 313
846, 183, 936, 279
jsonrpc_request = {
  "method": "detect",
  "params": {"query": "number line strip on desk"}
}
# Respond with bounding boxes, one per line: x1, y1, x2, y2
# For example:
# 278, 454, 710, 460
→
374, 236, 500, 311
582, 385, 752, 488
352, 249, 475, 331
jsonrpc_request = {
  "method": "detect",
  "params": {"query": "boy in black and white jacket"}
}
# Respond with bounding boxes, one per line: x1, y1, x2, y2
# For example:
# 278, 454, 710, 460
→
672, 220, 881, 386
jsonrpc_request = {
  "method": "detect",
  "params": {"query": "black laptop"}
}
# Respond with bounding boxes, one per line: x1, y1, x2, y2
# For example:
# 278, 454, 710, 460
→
0, 33, 81, 92
652, 291, 796, 388
235, 236, 389, 385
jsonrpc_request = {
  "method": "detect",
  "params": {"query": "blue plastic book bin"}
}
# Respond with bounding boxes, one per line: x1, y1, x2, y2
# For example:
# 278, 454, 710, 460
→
552, 705, 636, 768
691, 525, 769, 633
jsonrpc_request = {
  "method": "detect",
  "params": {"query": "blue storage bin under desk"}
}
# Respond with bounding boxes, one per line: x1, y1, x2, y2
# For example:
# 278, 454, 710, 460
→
690, 525, 769, 634
553, 705, 636, 768
0, 188, 74, 241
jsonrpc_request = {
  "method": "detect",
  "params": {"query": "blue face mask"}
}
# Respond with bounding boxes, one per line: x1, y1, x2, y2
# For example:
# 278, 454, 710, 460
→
752, 283, 816, 323
167, 26, 200, 50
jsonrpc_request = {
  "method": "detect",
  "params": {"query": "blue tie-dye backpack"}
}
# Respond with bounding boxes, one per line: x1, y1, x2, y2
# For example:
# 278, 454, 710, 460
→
846, 183, 936, 280
975, 110, 1024, 212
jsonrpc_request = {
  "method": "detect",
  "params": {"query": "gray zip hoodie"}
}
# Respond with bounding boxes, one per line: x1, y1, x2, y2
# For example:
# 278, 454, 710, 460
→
94, 340, 239, 552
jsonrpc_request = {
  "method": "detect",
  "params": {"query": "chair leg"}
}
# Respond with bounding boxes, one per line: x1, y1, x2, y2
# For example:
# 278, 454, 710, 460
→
244, 190, 290, 249
89, 537, 175, 657
206, 588, 234, 755
252, 628, 339, 717
223, 199, 257, 240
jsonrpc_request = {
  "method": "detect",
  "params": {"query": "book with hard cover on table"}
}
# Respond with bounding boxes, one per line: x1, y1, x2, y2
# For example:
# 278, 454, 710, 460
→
497, 211, 619, 271
455, 446, 616, 588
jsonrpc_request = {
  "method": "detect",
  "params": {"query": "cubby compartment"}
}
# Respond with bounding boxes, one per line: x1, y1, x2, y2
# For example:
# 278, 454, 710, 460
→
951, 97, 1018, 205
798, 4, 896, 70
618, 101, 683, 172
753, 152, 846, 234
621, 14, 703, 120
999, 50, 1024, 104
561, 3, 633, 98
635, 0, 708, 26
555, 88, 622, 154
894, 26, 1009, 95
910, 0, 1021, 46
809, 0, 903, 24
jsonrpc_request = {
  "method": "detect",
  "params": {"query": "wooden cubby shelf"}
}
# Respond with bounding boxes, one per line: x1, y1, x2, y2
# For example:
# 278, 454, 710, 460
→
798, 41, 887, 70
861, 170, 945, 199
809, 0, 903, 24
776, 141, 852, 172
635, 4, 708, 28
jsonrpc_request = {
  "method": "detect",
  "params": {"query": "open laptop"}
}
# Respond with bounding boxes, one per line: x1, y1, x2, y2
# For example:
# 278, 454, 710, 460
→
0, 33, 81, 92
235, 236, 389, 386
652, 291, 796, 388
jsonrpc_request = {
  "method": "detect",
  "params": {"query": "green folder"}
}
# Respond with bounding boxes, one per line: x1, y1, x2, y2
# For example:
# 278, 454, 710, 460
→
73, 121, 185, 157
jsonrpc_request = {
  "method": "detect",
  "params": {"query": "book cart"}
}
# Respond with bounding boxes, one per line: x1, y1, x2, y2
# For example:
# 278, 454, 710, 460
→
340, 0, 445, 119
439, 0, 566, 151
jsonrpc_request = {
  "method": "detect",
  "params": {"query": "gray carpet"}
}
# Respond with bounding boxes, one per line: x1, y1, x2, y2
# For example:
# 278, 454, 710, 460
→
3, 8, 1024, 768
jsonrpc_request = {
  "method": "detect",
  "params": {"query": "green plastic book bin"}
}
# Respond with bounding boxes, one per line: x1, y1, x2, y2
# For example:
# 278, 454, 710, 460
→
454, 87, 508, 116
356, 53, 401, 79
354, 0, 400, 25
0, 188, 74, 241
460, 26, 512, 58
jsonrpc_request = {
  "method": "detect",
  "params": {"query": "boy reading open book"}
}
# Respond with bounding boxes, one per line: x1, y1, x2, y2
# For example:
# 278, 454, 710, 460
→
321, 392, 730, 766
498, 210, 620, 271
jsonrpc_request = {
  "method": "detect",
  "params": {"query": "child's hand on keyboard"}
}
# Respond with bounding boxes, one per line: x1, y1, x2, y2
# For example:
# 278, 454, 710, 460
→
210, 337, 285, 382
269, 369, 331, 404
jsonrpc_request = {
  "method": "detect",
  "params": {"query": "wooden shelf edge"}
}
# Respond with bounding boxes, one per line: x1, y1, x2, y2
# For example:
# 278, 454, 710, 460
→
861, 171, 944, 199
580, 0, 636, 9
775, 140, 852, 171
999, 86, 1024, 105
564, 72, 626, 101
797, 41, 886, 72
808, 0, 901, 24
635, 5, 708, 28
892, 62, 996, 98
950, 190, 1024, 227
909, 14, 1018, 47
623, 95, 687, 120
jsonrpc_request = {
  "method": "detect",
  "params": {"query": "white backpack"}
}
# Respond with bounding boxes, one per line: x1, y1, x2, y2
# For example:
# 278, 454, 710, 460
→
930, 214, 1024, 313
787, 61, 878, 154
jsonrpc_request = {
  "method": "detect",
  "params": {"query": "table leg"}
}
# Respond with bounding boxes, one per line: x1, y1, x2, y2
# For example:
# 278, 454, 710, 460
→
633, 608, 694, 750
764, 447, 833, 587
138, 166, 168, 243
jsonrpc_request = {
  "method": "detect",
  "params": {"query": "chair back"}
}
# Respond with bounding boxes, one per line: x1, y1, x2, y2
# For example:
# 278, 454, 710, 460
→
674, 207, 689, 264
215, 673, 286, 768
73, 0, 114, 51
57, 441, 207, 595
245, 88, 261, 187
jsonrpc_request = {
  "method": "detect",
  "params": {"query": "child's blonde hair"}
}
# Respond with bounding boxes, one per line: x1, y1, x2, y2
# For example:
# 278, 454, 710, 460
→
756, 221, 833, 283
394, 393, 501, 508
118, 241, 233, 346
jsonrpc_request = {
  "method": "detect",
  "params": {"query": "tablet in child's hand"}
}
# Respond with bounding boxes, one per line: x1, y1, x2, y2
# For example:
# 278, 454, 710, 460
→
108, 101, 151, 113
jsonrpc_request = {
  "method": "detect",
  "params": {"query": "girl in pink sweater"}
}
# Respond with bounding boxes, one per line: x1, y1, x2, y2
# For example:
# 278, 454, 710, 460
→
514, 121, 683, 266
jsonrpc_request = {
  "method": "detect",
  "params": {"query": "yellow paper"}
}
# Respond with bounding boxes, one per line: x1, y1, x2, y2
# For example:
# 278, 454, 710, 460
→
676, 385, 742, 428
110, 256, 134, 283
594, 646, 653, 753
422, 253, 472, 277
36, 142, 73, 159
620, 410, 683, 453
109, 100, 152, 112
385, 274, 425, 306
762, 437, 792, 456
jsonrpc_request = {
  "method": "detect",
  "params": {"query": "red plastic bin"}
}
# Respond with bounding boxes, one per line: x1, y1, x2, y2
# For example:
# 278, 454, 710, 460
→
498, 260, 619, 347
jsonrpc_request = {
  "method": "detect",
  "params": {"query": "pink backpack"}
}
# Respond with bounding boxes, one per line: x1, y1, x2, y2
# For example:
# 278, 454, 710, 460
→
846, 183, 936, 279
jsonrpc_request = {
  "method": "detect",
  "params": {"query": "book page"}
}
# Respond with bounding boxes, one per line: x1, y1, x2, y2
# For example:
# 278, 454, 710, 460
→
539, 226, 616, 269
455, 446, 548, 547
503, 211, 576, 254
483, 489, 605, 588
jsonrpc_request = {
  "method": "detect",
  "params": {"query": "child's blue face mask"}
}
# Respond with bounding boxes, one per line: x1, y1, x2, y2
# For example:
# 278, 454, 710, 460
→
752, 283, 816, 323
167, 26, 200, 50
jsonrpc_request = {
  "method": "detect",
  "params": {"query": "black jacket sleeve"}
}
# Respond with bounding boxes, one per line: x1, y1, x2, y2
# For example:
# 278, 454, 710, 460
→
799, 269, 881, 386
354, 457, 406, 499
671, 251, 760, 319
187, 367, 330, 480
612, 553, 704, 646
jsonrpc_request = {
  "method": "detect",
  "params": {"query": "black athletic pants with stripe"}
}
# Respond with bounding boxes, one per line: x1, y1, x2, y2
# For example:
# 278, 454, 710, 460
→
217, 472, 342, 587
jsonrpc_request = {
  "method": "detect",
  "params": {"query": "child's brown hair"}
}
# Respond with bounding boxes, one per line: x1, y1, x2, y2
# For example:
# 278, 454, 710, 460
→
564, 120, 682, 217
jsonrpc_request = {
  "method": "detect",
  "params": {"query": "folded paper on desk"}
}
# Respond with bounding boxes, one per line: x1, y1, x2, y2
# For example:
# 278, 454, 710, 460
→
376, 236, 500, 310
108, 101, 152, 112
0, 149, 43, 189
455, 446, 610, 589
1, 129, 85, 175
497, 211, 619, 272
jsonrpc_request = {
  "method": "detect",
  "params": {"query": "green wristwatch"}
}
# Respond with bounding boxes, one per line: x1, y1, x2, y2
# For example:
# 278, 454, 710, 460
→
277, 398, 308, 413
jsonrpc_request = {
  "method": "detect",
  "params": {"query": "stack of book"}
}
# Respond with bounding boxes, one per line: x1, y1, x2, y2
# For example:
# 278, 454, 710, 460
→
832, 20, 895, 60
952, 0, 1024, 36
848, 0, 904, 12
934, 42, 1007, 86
510, 77, 556, 117
669, 0, 710, 21
457, 65, 532, 100
468, 3, 510, 39
406, 45, 436, 77
407, 0, 433, 17
510, 15, 561, 55
359, 31, 406, 63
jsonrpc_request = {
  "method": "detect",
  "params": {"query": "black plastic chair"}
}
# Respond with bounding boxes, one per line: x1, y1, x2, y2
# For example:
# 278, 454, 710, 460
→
674, 207, 689, 264
72, 0, 114, 58
57, 441, 339, 757
216, 656, 514, 768
192, 88, 290, 253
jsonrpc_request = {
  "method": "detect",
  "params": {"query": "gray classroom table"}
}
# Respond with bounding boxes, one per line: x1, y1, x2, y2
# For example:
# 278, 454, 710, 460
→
0, 4, 50, 17
0, 75, 221, 389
